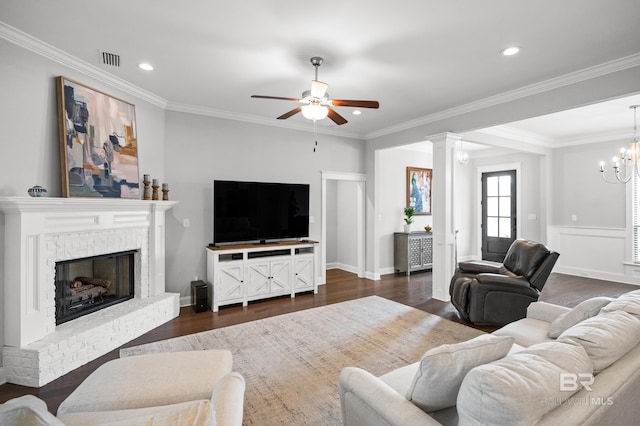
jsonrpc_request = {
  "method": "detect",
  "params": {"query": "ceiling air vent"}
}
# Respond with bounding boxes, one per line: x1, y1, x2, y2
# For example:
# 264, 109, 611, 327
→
101, 51, 121, 67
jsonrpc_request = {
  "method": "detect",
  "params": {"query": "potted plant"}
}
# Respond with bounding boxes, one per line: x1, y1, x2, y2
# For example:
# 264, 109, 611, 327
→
403, 207, 415, 233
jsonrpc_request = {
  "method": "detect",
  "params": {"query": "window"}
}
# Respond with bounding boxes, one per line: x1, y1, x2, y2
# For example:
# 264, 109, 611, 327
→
486, 175, 512, 238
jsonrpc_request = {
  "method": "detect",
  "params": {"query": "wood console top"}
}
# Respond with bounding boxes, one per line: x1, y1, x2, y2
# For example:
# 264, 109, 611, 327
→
207, 240, 318, 251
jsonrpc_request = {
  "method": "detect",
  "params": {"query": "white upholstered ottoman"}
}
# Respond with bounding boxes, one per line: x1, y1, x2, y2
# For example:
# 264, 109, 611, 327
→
57, 350, 244, 426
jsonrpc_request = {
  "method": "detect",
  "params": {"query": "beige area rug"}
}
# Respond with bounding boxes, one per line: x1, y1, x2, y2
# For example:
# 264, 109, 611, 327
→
120, 296, 483, 425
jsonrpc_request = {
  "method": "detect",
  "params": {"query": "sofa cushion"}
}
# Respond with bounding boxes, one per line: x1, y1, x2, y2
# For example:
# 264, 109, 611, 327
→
406, 334, 514, 412
547, 297, 614, 338
58, 399, 215, 426
493, 317, 554, 347
379, 362, 419, 396
601, 291, 640, 317
457, 341, 592, 426
526, 301, 571, 323
558, 310, 640, 373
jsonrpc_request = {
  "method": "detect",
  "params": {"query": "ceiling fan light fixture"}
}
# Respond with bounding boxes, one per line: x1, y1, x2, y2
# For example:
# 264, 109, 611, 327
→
311, 80, 328, 99
500, 46, 520, 56
301, 104, 328, 121
251, 56, 378, 126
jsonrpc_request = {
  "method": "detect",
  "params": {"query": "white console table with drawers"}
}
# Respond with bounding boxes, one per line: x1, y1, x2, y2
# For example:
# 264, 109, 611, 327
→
206, 240, 318, 312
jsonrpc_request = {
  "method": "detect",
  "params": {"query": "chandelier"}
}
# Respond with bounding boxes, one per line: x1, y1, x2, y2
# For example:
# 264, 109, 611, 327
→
456, 139, 469, 165
599, 105, 640, 184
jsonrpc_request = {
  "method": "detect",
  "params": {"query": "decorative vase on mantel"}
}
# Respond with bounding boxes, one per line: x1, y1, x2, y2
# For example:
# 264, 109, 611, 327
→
403, 224, 412, 233
28, 185, 47, 197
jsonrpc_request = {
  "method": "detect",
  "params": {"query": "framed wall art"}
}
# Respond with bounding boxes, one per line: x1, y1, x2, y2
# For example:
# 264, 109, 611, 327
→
56, 76, 140, 198
406, 166, 432, 215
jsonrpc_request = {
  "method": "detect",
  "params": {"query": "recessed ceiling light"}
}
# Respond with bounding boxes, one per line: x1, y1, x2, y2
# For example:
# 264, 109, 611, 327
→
138, 63, 154, 71
500, 46, 520, 56
352, 110, 362, 115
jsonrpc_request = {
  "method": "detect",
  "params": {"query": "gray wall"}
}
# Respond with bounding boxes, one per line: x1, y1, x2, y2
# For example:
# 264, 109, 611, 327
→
325, 179, 360, 272
335, 180, 359, 271
325, 180, 338, 266
162, 111, 365, 298
377, 145, 433, 272
0, 39, 167, 198
552, 140, 626, 228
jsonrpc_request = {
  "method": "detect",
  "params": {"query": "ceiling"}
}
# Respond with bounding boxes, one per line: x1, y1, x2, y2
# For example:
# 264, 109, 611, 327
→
2, 1, 640, 144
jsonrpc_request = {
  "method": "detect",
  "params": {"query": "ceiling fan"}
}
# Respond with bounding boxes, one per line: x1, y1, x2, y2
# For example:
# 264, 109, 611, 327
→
251, 57, 380, 125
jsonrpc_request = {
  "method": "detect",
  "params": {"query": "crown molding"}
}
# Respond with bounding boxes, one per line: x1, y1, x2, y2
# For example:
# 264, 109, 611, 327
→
477, 126, 555, 147
0, 21, 167, 108
0, 19, 363, 140
483, 124, 633, 148
554, 131, 631, 147
166, 102, 364, 140
4, 18, 640, 144
365, 52, 640, 140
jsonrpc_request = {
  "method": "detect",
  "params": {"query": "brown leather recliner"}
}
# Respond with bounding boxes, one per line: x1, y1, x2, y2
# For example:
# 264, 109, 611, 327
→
449, 239, 559, 326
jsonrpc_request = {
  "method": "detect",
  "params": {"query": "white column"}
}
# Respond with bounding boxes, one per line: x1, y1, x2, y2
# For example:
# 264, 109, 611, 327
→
430, 132, 461, 301
148, 201, 177, 296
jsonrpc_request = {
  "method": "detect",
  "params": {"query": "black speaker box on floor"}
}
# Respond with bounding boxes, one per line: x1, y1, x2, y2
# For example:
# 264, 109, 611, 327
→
191, 280, 208, 313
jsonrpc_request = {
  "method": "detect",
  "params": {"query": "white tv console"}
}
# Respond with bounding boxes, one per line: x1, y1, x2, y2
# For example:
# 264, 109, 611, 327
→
206, 240, 318, 312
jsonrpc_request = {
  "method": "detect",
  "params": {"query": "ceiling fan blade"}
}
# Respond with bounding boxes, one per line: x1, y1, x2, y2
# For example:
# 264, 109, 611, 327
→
310, 80, 328, 99
327, 108, 348, 125
277, 107, 302, 120
331, 99, 380, 109
251, 95, 300, 102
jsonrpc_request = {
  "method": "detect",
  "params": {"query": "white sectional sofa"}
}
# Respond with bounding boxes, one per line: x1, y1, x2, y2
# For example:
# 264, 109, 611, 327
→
340, 290, 640, 425
0, 350, 245, 426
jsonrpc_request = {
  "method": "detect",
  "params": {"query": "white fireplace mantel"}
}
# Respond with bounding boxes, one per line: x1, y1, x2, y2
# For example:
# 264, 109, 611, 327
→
0, 197, 180, 386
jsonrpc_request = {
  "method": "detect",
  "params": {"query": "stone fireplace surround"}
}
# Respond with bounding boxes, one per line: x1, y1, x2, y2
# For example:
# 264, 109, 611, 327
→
0, 197, 180, 387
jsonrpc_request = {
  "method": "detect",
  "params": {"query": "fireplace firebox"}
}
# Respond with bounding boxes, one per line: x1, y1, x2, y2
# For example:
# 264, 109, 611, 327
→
55, 250, 136, 325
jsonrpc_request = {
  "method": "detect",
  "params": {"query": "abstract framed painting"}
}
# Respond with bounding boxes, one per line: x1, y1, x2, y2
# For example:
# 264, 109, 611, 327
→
56, 76, 140, 198
406, 166, 432, 215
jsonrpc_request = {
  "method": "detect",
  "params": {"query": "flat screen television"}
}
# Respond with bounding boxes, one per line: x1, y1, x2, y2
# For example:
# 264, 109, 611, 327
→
213, 180, 310, 244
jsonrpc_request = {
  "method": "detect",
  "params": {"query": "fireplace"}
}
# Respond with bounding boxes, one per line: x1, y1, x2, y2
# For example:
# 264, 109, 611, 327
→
0, 197, 180, 387
55, 250, 137, 325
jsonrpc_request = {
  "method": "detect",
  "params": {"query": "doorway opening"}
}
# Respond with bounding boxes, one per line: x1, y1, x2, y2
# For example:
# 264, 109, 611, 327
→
321, 172, 366, 284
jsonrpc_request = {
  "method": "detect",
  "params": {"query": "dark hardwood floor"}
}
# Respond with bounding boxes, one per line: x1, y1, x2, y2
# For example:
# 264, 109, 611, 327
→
0, 269, 635, 414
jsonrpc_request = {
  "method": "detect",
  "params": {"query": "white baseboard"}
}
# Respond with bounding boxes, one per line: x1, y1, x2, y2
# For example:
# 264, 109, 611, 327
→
378, 266, 396, 276
327, 262, 360, 274
553, 265, 640, 286
365, 271, 381, 280
328, 263, 380, 280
